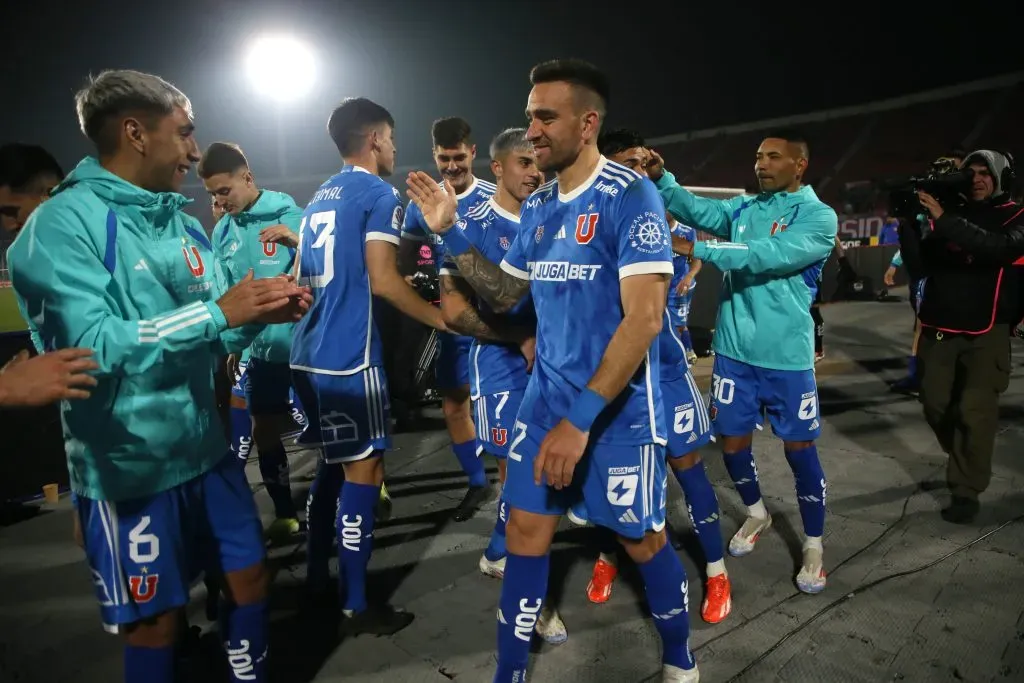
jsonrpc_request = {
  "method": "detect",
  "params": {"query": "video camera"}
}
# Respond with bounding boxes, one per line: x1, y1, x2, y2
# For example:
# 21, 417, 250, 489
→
882, 157, 973, 218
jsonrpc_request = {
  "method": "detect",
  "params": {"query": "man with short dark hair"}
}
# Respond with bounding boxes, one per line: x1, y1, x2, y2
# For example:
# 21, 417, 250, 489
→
8, 68, 312, 683
0, 143, 64, 235
902, 149, 1024, 523
408, 58, 698, 683
281, 96, 446, 636
199, 142, 305, 543
401, 116, 497, 521
649, 128, 837, 596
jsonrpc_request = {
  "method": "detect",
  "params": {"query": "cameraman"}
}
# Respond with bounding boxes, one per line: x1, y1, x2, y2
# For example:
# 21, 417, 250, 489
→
899, 149, 1024, 524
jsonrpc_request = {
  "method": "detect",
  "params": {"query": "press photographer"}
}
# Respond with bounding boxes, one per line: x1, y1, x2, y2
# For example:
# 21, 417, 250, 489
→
897, 149, 1024, 524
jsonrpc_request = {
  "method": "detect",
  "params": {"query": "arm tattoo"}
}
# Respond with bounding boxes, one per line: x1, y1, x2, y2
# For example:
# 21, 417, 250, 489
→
451, 246, 529, 313
441, 275, 522, 342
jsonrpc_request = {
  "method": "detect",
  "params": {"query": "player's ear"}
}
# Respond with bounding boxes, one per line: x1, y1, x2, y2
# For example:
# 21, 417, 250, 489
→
490, 158, 502, 181
469, 144, 477, 161
124, 117, 146, 154
581, 111, 600, 144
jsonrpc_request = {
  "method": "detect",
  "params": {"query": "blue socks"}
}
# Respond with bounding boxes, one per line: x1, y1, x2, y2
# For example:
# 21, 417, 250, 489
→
230, 406, 252, 465
637, 544, 695, 671
338, 480, 379, 614
675, 464, 724, 564
305, 461, 344, 594
495, 553, 549, 683
454, 440, 487, 487
484, 495, 508, 562
681, 328, 694, 354
125, 644, 174, 683
785, 445, 827, 538
258, 445, 296, 520
723, 447, 763, 507
221, 600, 269, 682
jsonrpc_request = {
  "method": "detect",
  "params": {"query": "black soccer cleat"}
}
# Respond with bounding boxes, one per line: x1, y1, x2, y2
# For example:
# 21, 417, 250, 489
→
452, 485, 492, 522
341, 604, 415, 637
941, 496, 979, 525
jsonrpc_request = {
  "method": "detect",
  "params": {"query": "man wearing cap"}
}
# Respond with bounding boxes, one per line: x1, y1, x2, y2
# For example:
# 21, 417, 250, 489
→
900, 149, 1024, 523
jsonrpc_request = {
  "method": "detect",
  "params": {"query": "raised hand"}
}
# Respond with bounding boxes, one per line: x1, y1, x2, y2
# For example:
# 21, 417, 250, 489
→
406, 171, 458, 235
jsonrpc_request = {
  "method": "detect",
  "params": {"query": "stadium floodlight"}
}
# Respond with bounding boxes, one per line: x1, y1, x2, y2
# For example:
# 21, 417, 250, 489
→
245, 34, 316, 103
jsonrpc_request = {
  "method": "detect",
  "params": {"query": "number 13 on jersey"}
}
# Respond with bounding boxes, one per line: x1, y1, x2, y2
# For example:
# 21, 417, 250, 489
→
298, 210, 337, 289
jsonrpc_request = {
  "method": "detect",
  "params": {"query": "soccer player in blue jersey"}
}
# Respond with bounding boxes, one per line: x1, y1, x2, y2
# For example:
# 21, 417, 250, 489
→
648, 130, 837, 595
288, 97, 446, 635
400, 117, 497, 522
408, 59, 698, 683
200, 142, 305, 542
8, 69, 312, 683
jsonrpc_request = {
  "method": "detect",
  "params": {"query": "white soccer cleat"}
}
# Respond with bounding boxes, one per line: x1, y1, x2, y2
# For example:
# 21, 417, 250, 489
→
478, 553, 506, 580
534, 604, 568, 645
728, 514, 773, 557
662, 663, 700, 682
796, 547, 827, 594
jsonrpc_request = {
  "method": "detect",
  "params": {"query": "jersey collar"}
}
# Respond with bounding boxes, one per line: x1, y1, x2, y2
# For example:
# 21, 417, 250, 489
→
488, 197, 520, 223
558, 156, 606, 204
455, 176, 479, 200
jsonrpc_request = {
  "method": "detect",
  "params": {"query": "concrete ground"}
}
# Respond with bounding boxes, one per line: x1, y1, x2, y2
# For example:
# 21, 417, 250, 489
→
2, 290, 1023, 683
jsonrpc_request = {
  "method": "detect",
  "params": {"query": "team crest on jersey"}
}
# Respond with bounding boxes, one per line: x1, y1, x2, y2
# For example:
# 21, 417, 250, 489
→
499, 236, 510, 250
770, 221, 788, 236
535, 225, 544, 243
262, 242, 277, 257
491, 427, 508, 446
181, 245, 206, 277
129, 573, 159, 603
575, 213, 599, 245
628, 212, 668, 254
456, 219, 468, 231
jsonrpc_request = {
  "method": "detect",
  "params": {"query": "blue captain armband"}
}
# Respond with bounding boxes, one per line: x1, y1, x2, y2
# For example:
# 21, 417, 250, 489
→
567, 388, 608, 433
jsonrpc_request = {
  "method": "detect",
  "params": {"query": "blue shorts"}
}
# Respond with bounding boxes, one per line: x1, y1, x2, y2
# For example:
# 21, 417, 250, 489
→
709, 354, 821, 441
436, 333, 470, 391
662, 372, 713, 459
473, 389, 525, 459
291, 366, 391, 464
504, 420, 667, 540
231, 360, 249, 399
245, 358, 293, 416
667, 293, 693, 329
76, 455, 264, 631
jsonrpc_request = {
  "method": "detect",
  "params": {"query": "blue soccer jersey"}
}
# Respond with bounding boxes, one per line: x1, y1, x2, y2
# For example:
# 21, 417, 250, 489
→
441, 198, 536, 398
500, 157, 674, 446
290, 165, 403, 375
401, 175, 496, 244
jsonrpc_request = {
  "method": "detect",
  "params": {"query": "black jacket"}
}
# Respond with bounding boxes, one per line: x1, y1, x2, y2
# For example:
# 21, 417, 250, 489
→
898, 198, 1024, 334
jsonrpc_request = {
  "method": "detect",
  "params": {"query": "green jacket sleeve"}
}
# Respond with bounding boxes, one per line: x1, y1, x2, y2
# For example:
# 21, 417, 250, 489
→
693, 205, 837, 275
9, 208, 230, 378
654, 170, 741, 239
890, 250, 903, 268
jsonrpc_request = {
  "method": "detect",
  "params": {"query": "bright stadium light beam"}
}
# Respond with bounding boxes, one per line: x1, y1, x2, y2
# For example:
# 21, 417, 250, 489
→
245, 34, 316, 103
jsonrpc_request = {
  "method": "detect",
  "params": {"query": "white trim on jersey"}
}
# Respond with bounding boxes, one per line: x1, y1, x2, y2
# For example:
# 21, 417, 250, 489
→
470, 344, 483, 400
438, 267, 461, 277
619, 261, 674, 280
644, 350, 668, 447
365, 231, 401, 245
139, 302, 211, 343
456, 176, 496, 201
488, 197, 521, 224
500, 259, 530, 281
558, 157, 607, 203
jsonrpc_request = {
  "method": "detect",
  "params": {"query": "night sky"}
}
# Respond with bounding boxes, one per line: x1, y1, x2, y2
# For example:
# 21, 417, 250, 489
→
1, 0, 1017, 192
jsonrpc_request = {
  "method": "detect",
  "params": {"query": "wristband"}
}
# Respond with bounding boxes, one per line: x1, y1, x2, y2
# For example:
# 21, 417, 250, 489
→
567, 388, 607, 433
442, 221, 472, 255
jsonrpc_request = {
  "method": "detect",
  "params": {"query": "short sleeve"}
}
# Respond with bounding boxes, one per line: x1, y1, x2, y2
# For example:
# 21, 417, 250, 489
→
616, 179, 674, 280
499, 219, 531, 281
365, 188, 402, 246
401, 199, 426, 241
